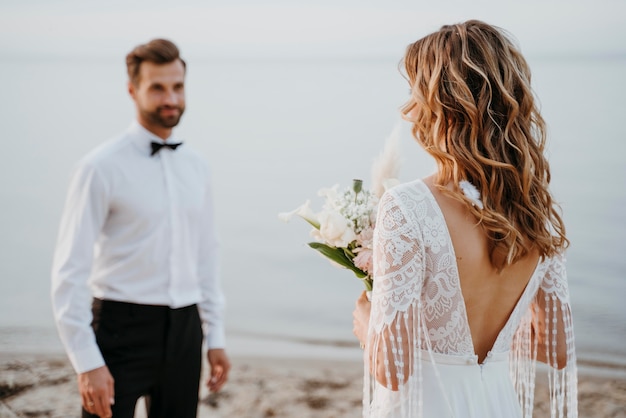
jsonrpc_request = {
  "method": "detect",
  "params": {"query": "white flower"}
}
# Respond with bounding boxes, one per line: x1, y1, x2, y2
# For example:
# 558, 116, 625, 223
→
278, 200, 320, 228
459, 180, 484, 210
317, 209, 357, 248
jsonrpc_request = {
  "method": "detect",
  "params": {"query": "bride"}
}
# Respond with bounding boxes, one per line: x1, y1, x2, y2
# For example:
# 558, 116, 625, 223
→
352, 20, 577, 417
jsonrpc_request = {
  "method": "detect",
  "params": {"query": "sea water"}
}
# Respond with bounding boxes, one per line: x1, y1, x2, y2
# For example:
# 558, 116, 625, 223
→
1, 54, 624, 373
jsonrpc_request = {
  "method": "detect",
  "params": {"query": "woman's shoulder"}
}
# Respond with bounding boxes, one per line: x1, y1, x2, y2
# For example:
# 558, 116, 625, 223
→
377, 179, 438, 229
382, 178, 432, 208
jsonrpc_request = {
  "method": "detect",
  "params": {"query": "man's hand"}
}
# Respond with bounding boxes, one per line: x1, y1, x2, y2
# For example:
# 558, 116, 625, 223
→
206, 348, 231, 392
78, 365, 115, 417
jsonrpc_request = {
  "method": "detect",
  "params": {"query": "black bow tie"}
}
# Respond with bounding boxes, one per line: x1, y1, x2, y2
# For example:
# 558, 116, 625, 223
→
150, 141, 183, 156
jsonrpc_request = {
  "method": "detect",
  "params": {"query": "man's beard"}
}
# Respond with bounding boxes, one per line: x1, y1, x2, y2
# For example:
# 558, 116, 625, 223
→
142, 105, 185, 129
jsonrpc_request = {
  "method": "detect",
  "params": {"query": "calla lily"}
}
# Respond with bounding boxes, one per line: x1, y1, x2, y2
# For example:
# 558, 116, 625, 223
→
278, 200, 320, 229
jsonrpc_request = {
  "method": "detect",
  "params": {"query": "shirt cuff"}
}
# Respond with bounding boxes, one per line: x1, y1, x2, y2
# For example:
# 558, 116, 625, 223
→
67, 344, 106, 374
205, 323, 226, 349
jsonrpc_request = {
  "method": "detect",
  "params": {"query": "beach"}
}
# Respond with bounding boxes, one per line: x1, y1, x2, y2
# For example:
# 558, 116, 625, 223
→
1, 350, 625, 418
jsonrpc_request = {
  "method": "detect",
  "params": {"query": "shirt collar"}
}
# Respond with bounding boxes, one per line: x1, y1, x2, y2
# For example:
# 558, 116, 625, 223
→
127, 120, 181, 155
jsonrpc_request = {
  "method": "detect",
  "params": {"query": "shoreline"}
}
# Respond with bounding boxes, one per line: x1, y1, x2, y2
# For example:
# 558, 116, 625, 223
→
1, 326, 626, 379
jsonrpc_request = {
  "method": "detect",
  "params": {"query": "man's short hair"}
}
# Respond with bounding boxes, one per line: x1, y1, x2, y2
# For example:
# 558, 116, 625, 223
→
126, 39, 186, 85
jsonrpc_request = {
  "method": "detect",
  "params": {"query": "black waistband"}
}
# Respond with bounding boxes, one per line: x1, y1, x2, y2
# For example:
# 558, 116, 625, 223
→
92, 298, 197, 313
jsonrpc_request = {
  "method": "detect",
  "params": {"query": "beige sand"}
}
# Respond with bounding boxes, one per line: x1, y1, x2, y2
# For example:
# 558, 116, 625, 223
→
1, 353, 625, 418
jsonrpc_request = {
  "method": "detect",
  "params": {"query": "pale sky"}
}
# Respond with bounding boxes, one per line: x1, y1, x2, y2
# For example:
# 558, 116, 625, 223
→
1, 0, 625, 58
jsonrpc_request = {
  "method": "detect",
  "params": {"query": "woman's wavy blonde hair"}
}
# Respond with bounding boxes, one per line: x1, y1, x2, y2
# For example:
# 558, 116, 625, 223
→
401, 20, 568, 269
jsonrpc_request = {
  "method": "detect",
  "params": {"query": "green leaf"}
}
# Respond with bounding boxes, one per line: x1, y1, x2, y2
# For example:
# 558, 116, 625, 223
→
342, 247, 356, 259
308, 242, 368, 278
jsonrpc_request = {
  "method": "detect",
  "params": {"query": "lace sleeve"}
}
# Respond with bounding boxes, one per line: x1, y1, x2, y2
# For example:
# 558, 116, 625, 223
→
510, 253, 578, 418
369, 190, 424, 329
364, 189, 426, 416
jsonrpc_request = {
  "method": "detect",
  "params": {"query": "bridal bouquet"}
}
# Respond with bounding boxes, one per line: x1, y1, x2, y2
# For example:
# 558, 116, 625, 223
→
279, 125, 402, 291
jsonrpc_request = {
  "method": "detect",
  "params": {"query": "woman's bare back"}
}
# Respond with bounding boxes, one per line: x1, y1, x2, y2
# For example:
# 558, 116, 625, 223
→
423, 176, 540, 363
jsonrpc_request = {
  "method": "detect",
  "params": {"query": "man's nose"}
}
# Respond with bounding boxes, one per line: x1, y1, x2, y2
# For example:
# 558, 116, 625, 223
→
162, 89, 179, 105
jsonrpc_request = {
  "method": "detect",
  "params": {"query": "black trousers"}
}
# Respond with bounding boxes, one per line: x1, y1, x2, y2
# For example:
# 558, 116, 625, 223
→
82, 299, 203, 418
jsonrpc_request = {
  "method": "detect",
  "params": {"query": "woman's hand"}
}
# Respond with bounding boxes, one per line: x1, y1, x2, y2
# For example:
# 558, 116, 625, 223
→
352, 291, 371, 347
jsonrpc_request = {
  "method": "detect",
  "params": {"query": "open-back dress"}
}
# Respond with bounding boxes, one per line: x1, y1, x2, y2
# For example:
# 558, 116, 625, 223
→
363, 180, 577, 418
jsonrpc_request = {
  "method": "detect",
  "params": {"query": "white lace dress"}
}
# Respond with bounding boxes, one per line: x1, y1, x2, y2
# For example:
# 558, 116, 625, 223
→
363, 180, 577, 418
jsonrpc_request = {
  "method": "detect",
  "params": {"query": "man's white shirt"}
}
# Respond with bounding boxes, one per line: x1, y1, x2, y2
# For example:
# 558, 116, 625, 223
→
51, 121, 225, 373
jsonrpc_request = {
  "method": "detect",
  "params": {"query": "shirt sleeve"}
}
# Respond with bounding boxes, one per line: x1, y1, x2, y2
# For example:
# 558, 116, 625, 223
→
50, 161, 109, 373
196, 170, 226, 349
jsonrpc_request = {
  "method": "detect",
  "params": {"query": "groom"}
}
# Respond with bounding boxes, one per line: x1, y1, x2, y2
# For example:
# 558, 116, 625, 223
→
51, 38, 230, 418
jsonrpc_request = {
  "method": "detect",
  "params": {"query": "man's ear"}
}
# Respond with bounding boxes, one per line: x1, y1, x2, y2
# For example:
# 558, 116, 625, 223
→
128, 81, 136, 99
